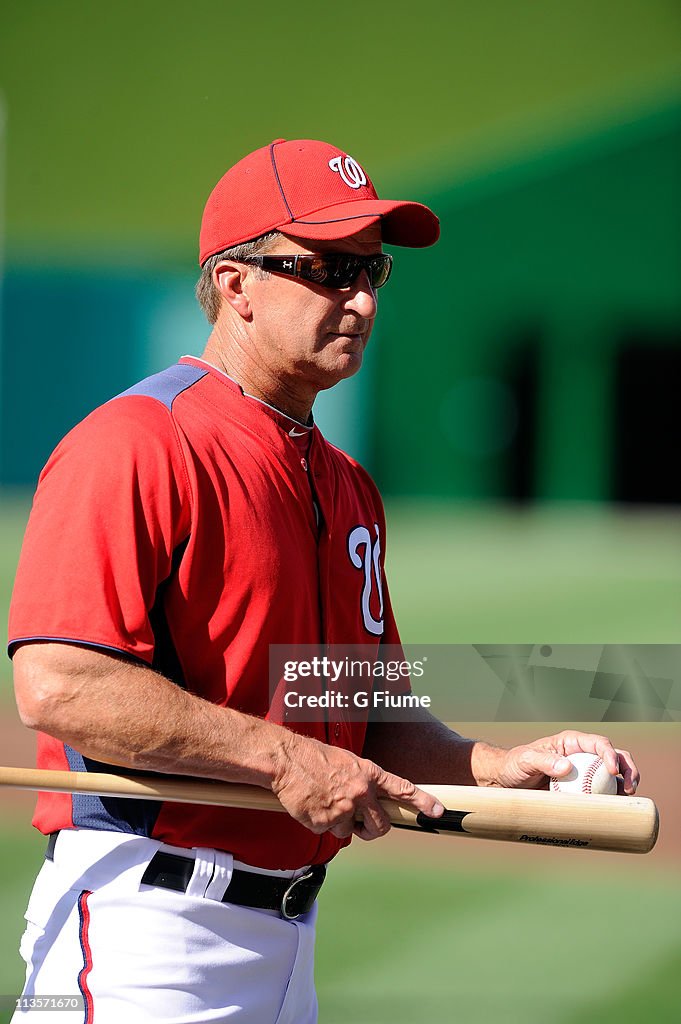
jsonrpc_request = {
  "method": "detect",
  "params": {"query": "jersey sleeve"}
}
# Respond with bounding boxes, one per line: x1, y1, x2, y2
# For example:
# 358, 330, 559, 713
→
8, 396, 192, 664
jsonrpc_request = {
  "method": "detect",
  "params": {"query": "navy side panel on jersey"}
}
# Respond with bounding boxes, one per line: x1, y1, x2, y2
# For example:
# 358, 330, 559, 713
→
149, 538, 190, 690
114, 362, 208, 410
61, 363, 206, 835
65, 747, 163, 836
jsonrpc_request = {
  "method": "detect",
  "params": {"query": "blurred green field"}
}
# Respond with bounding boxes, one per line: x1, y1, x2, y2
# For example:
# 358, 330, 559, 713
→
385, 502, 681, 644
315, 853, 681, 1024
1, 497, 679, 1021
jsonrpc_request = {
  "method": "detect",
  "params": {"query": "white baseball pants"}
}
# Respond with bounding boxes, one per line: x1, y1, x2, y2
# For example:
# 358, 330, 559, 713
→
12, 830, 319, 1023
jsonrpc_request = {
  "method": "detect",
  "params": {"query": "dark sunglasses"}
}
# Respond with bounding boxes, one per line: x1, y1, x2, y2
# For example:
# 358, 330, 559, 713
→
238, 252, 393, 290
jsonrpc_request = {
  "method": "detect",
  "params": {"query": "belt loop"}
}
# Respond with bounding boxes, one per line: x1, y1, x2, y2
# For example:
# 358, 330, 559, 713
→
185, 847, 216, 899
204, 849, 234, 902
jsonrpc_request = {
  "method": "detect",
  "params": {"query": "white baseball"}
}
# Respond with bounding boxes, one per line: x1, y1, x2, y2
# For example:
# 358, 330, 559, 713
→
550, 752, 618, 795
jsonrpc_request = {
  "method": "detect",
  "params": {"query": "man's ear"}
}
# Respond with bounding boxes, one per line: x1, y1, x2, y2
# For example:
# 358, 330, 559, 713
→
213, 261, 252, 319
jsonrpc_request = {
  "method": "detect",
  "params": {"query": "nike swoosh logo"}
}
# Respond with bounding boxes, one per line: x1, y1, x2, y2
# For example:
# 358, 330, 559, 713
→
289, 428, 309, 437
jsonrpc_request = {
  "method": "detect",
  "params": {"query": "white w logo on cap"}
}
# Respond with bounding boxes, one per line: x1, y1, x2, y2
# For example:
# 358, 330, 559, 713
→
328, 155, 367, 190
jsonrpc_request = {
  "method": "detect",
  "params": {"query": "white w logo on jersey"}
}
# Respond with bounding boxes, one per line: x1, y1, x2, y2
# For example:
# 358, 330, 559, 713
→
328, 155, 368, 190
347, 524, 384, 636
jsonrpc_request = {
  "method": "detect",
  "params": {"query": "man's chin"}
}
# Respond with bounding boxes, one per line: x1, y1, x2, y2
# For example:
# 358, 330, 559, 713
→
315, 352, 364, 390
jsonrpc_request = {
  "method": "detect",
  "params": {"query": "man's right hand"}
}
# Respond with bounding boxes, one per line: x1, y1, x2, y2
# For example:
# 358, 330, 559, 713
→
271, 733, 444, 841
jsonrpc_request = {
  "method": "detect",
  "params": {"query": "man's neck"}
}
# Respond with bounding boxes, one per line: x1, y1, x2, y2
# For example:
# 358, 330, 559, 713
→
192, 356, 314, 428
199, 335, 316, 424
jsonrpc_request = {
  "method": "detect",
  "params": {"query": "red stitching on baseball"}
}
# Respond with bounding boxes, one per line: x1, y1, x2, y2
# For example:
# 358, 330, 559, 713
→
581, 758, 603, 794
551, 757, 606, 793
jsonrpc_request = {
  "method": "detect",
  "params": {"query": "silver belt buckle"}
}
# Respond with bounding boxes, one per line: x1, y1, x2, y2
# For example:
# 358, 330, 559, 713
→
281, 869, 314, 921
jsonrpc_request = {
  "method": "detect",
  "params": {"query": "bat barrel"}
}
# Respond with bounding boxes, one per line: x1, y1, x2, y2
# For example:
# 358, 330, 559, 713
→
389, 785, 659, 854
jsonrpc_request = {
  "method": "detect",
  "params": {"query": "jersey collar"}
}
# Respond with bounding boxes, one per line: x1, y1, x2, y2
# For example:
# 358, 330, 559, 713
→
179, 356, 316, 437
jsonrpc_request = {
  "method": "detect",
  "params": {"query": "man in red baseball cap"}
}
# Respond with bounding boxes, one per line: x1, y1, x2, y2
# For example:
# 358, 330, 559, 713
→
195, 136, 438, 336
9, 138, 638, 1022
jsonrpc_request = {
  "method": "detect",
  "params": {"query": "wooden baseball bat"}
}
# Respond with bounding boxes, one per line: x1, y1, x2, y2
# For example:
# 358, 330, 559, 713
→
0, 766, 658, 854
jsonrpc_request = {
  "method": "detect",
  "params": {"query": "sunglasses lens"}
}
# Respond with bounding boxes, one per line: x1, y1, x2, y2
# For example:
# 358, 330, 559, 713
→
298, 254, 392, 289
327, 256, 360, 288
301, 256, 359, 288
305, 257, 333, 285
368, 255, 392, 288
329, 255, 392, 288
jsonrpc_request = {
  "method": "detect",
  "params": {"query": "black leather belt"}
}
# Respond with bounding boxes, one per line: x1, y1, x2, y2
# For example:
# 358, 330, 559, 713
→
46, 834, 325, 921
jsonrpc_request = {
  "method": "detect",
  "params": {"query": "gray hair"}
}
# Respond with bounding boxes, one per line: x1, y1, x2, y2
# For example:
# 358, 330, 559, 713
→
195, 230, 281, 324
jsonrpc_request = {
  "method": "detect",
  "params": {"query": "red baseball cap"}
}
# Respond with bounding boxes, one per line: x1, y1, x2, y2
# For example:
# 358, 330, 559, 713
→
199, 138, 439, 264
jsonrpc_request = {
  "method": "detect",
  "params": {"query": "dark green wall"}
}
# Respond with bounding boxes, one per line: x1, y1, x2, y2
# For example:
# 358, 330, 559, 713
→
373, 106, 681, 501
0, 270, 207, 485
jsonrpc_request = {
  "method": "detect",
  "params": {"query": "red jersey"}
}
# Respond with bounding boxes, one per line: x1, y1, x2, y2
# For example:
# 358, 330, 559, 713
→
8, 357, 404, 868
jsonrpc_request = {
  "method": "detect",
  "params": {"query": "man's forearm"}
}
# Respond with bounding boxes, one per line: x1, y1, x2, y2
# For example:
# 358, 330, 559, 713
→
12, 641, 448, 840
362, 712, 508, 787
13, 642, 292, 789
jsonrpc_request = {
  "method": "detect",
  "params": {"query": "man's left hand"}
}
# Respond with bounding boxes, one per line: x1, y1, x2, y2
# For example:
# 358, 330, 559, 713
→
491, 730, 639, 794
